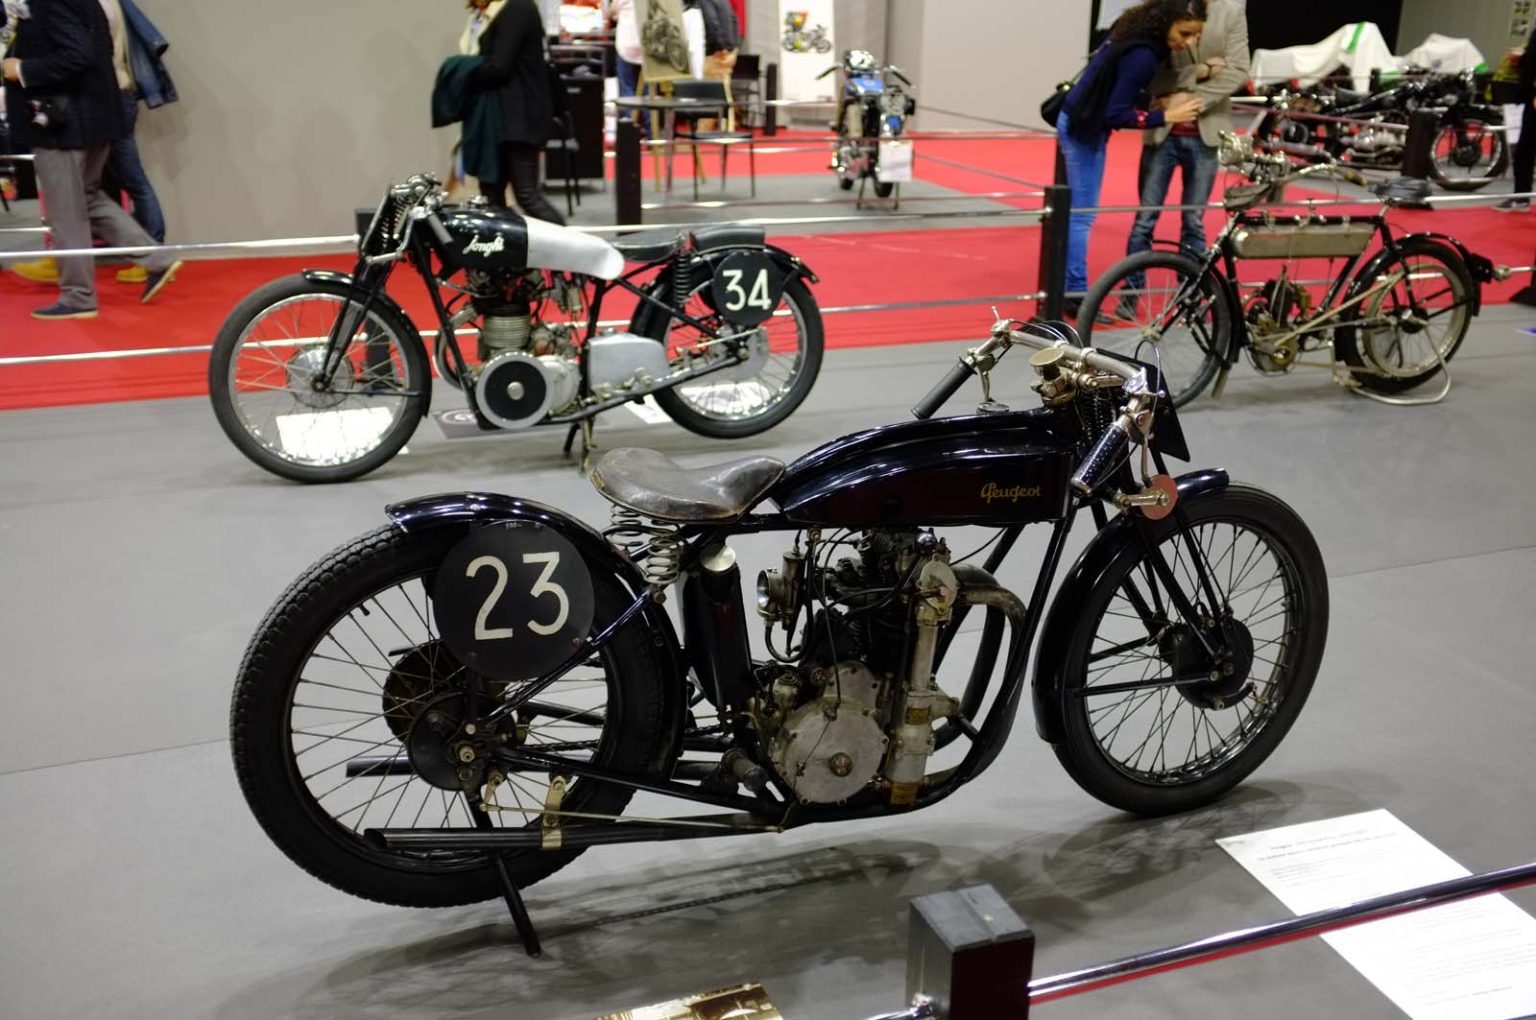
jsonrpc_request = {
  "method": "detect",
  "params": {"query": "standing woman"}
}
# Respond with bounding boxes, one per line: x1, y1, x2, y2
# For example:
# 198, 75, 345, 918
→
1057, 0, 1206, 318
472, 0, 566, 224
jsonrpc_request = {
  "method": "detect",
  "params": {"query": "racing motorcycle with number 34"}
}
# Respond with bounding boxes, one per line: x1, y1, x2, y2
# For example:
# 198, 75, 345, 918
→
231, 313, 1329, 943
208, 174, 823, 482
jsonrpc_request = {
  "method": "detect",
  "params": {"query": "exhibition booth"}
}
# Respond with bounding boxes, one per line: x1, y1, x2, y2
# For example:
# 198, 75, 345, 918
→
2, 2, 1535, 1018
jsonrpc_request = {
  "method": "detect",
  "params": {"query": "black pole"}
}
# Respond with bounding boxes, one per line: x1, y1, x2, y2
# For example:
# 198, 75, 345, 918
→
765, 62, 780, 137
1400, 107, 1439, 180
1038, 182, 1071, 320
615, 117, 642, 227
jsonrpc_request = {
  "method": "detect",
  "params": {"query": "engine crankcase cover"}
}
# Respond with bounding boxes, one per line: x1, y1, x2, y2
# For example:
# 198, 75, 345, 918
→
770, 662, 888, 804
587, 331, 673, 395
474, 351, 580, 429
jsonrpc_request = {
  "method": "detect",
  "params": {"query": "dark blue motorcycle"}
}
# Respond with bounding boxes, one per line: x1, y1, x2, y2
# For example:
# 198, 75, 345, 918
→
820, 50, 916, 200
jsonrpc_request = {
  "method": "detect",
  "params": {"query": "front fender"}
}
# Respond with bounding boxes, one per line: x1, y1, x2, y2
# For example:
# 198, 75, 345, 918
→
1031, 469, 1230, 744
386, 491, 685, 675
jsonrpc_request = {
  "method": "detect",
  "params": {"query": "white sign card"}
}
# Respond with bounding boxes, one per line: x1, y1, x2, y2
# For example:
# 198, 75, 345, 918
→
1218, 810, 1536, 1020
877, 140, 914, 183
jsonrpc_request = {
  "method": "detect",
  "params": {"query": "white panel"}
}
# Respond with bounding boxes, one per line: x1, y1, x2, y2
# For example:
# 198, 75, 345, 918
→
776, 0, 838, 101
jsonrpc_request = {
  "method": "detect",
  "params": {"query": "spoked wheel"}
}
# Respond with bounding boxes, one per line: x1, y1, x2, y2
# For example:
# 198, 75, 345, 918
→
1429, 115, 1507, 192
230, 524, 677, 907
639, 270, 824, 439
1078, 250, 1233, 408
1335, 238, 1473, 395
208, 275, 429, 483
1054, 485, 1328, 816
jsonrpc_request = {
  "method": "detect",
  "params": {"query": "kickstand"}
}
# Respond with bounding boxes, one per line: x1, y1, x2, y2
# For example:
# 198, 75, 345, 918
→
562, 423, 580, 459
492, 855, 543, 957
468, 797, 543, 956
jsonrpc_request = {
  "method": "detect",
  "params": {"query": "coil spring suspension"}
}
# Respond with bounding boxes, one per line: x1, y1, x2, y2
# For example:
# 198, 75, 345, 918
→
673, 258, 695, 320
605, 506, 684, 586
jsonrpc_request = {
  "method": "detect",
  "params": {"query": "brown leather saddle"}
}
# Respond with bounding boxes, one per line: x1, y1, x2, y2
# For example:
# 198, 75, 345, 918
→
590, 447, 785, 523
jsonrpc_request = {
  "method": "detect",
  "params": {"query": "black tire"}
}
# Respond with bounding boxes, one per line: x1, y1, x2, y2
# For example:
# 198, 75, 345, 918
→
208, 275, 429, 483
1053, 485, 1328, 816
874, 181, 896, 199
1078, 250, 1233, 408
1334, 237, 1473, 395
640, 273, 824, 440
230, 524, 679, 907
1428, 113, 1508, 192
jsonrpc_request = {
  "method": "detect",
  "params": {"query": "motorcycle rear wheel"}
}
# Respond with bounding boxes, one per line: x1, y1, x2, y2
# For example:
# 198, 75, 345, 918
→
208, 275, 429, 483
1053, 485, 1328, 816
639, 273, 824, 439
1429, 114, 1508, 192
230, 524, 677, 907
1334, 238, 1472, 395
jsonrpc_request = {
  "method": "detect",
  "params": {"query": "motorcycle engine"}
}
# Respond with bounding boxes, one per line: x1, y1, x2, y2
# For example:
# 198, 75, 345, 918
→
1244, 280, 1309, 374
465, 269, 582, 429
756, 529, 949, 804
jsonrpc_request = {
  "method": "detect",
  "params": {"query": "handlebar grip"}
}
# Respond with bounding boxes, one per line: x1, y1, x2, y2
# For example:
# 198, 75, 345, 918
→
816, 67, 836, 80
911, 358, 976, 420
891, 67, 912, 86
1071, 421, 1131, 495
1267, 139, 1334, 164
425, 212, 456, 252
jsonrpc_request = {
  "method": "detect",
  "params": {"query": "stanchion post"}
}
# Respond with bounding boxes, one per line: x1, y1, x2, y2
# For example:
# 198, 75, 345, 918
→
615, 118, 642, 227
1400, 108, 1439, 180
1038, 183, 1071, 320
765, 62, 780, 137
907, 885, 1034, 1018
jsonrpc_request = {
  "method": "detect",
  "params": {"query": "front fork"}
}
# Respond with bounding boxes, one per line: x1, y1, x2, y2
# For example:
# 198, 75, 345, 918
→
316, 258, 394, 388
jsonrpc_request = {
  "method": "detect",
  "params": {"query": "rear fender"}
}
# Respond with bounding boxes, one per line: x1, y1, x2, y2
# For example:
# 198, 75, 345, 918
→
386, 493, 687, 712
1354, 233, 1487, 315
1031, 469, 1230, 744
628, 245, 818, 336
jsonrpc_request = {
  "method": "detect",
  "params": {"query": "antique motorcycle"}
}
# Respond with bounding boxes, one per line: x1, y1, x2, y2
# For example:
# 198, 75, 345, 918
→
230, 315, 1328, 947
1254, 68, 1507, 192
819, 49, 916, 200
1077, 133, 1503, 407
208, 174, 824, 483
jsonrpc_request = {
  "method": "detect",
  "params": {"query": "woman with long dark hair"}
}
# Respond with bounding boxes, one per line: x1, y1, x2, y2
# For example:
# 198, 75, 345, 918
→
1058, 0, 1206, 317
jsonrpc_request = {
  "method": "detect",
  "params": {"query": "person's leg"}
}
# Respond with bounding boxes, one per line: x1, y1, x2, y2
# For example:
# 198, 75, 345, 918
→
31, 146, 97, 311
616, 57, 640, 98
1125, 140, 1179, 293
104, 95, 166, 242
1512, 103, 1536, 198
479, 177, 509, 207
1055, 114, 1106, 301
80, 143, 173, 274
506, 142, 567, 225
1177, 136, 1219, 256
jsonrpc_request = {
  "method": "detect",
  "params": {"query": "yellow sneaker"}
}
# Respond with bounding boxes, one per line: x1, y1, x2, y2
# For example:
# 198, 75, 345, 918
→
10, 257, 60, 284
116, 266, 149, 284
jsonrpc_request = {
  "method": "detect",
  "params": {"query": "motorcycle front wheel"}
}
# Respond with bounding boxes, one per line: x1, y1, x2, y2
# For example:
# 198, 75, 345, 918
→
208, 275, 429, 483
1334, 237, 1473, 395
1428, 113, 1508, 192
639, 273, 824, 439
230, 524, 678, 907
1078, 250, 1233, 408
1053, 485, 1328, 816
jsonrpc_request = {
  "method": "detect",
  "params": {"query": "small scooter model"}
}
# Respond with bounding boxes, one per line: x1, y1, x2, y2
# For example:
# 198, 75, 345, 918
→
820, 50, 917, 201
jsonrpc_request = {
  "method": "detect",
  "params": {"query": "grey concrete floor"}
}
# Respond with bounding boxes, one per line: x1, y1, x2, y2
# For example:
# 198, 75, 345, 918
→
2, 308, 1536, 1020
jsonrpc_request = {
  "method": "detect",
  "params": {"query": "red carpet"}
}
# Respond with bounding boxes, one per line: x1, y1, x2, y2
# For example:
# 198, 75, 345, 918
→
3, 132, 1530, 411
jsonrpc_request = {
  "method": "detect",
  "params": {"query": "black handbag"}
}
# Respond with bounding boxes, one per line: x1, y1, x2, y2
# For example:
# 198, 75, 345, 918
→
1040, 81, 1072, 127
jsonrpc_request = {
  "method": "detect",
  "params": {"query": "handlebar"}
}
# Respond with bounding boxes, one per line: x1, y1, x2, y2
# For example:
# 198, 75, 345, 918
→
911, 321, 1154, 496
816, 66, 837, 80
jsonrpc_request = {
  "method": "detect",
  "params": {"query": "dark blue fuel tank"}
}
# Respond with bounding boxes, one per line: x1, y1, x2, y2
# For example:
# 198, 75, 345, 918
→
770, 409, 1077, 527
439, 205, 530, 273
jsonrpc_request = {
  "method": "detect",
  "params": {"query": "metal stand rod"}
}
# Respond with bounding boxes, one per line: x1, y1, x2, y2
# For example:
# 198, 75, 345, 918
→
492, 856, 543, 958
615, 118, 642, 227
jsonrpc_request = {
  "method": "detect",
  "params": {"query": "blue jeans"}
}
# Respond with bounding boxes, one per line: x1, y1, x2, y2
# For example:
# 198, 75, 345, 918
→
104, 95, 166, 243
1125, 134, 1217, 288
1055, 110, 1107, 298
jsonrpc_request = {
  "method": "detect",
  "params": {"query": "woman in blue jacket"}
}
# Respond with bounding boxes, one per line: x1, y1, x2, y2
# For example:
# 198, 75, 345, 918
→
1058, 0, 1206, 318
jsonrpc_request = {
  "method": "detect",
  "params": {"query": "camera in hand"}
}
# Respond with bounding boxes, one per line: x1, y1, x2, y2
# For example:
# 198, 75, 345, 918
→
28, 96, 69, 132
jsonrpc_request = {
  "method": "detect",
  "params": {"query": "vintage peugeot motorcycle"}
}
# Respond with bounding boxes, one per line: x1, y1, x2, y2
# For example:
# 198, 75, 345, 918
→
820, 49, 916, 199
230, 315, 1329, 948
208, 174, 824, 483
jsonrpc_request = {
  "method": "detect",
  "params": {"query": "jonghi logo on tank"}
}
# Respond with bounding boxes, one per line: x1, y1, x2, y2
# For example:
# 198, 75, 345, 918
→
463, 233, 506, 257
980, 481, 1043, 503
